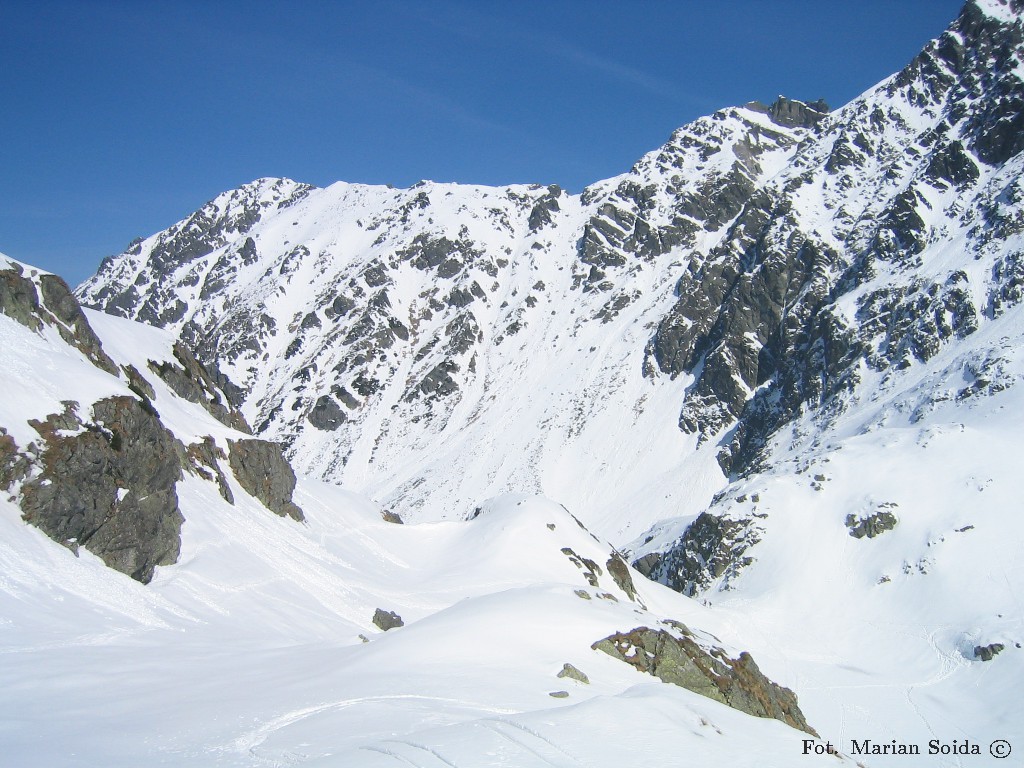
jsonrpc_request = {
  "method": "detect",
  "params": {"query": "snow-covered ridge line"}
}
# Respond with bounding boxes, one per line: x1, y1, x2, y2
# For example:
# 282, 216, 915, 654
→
74, 95, 824, 544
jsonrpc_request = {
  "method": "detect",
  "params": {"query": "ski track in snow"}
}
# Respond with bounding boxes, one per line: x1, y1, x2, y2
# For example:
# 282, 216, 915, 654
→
225, 695, 522, 756
480, 718, 581, 767
379, 740, 458, 768
359, 745, 423, 767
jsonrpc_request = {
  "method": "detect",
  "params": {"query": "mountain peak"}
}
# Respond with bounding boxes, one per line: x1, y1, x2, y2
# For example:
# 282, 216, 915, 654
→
742, 96, 830, 128
969, 0, 1024, 22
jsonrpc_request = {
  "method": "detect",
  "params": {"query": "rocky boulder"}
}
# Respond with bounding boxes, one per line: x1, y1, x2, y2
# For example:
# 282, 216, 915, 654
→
845, 503, 899, 539
227, 438, 304, 521
593, 624, 814, 734
17, 396, 185, 584
372, 608, 404, 631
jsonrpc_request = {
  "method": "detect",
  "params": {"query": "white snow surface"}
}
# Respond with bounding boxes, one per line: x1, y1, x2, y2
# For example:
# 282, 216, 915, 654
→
74, 112, 808, 543
0, 287, 847, 766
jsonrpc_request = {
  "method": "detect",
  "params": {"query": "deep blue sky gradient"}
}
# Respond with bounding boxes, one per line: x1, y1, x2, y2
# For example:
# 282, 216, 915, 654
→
2, 0, 965, 285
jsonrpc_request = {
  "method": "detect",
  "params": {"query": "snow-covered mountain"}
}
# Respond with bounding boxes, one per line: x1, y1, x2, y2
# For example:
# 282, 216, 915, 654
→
78, 0, 1024, 549
16, 0, 1023, 763
1, 254, 840, 766
75, 103, 825, 542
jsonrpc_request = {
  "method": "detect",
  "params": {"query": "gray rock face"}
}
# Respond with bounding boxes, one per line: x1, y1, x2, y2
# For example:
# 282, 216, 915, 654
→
528, 185, 562, 231
974, 643, 1005, 661
307, 394, 346, 431
0, 263, 43, 330
372, 608, 404, 631
649, 511, 760, 596
744, 96, 830, 129
640, 2, 1024, 478
149, 342, 250, 432
606, 553, 639, 602
631, 552, 662, 579
1, 265, 118, 375
185, 437, 235, 504
562, 547, 603, 588
37, 274, 119, 375
82, 178, 314, 325
0, 428, 30, 489
846, 503, 899, 539
593, 625, 815, 734
17, 397, 185, 584
227, 438, 304, 521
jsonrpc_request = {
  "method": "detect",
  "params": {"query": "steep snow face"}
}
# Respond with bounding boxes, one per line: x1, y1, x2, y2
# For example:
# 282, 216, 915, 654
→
76, 104, 817, 540
73, 116, 803, 543
3, 253, 843, 766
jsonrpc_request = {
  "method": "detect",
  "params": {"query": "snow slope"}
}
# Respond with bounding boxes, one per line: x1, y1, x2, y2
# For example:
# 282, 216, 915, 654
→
647, 305, 1024, 764
76, 103, 815, 542
1, 255, 842, 765
23, 0, 1024, 764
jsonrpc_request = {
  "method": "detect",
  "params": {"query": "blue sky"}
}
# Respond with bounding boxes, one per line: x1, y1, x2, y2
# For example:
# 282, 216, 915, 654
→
2, 0, 964, 285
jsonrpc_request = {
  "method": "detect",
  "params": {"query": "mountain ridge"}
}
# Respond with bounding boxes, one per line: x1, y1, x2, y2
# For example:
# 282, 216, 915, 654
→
2, 0, 1022, 764
77, 3, 1024, 552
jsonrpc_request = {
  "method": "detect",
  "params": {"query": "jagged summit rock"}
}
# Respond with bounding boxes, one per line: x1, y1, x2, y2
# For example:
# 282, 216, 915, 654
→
744, 96, 830, 128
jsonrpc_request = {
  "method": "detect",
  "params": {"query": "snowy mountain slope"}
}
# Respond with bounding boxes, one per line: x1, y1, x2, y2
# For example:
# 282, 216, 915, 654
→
1, 255, 839, 765
62, 0, 1024, 763
76, 1, 1024, 554
1, 255, 302, 583
639, 300, 1024, 763
649, 0, 1024, 478
1, 493, 841, 768
76, 100, 821, 542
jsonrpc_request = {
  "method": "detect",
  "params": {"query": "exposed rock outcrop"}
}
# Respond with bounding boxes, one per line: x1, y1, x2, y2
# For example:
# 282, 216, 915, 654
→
149, 342, 250, 432
1, 263, 117, 375
606, 553, 639, 602
562, 547, 603, 587
845, 503, 899, 539
593, 625, 814, 734
649, 511, 760, 596
974, 643, 1005, 661
381, 510, 404, 524
185, 437, 234, 503
227, 438, 304, 521
557, 663, 589, 684
18, 396, 184, 584
372, 608, 404, 631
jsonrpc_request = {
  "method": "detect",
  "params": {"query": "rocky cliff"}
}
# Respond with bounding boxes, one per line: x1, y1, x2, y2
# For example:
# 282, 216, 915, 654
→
0, 257, 304, 582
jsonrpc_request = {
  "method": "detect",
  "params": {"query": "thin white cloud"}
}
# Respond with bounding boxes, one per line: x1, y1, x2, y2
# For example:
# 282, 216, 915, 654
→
542, 37, 683, 99
398, 0, 702, 104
